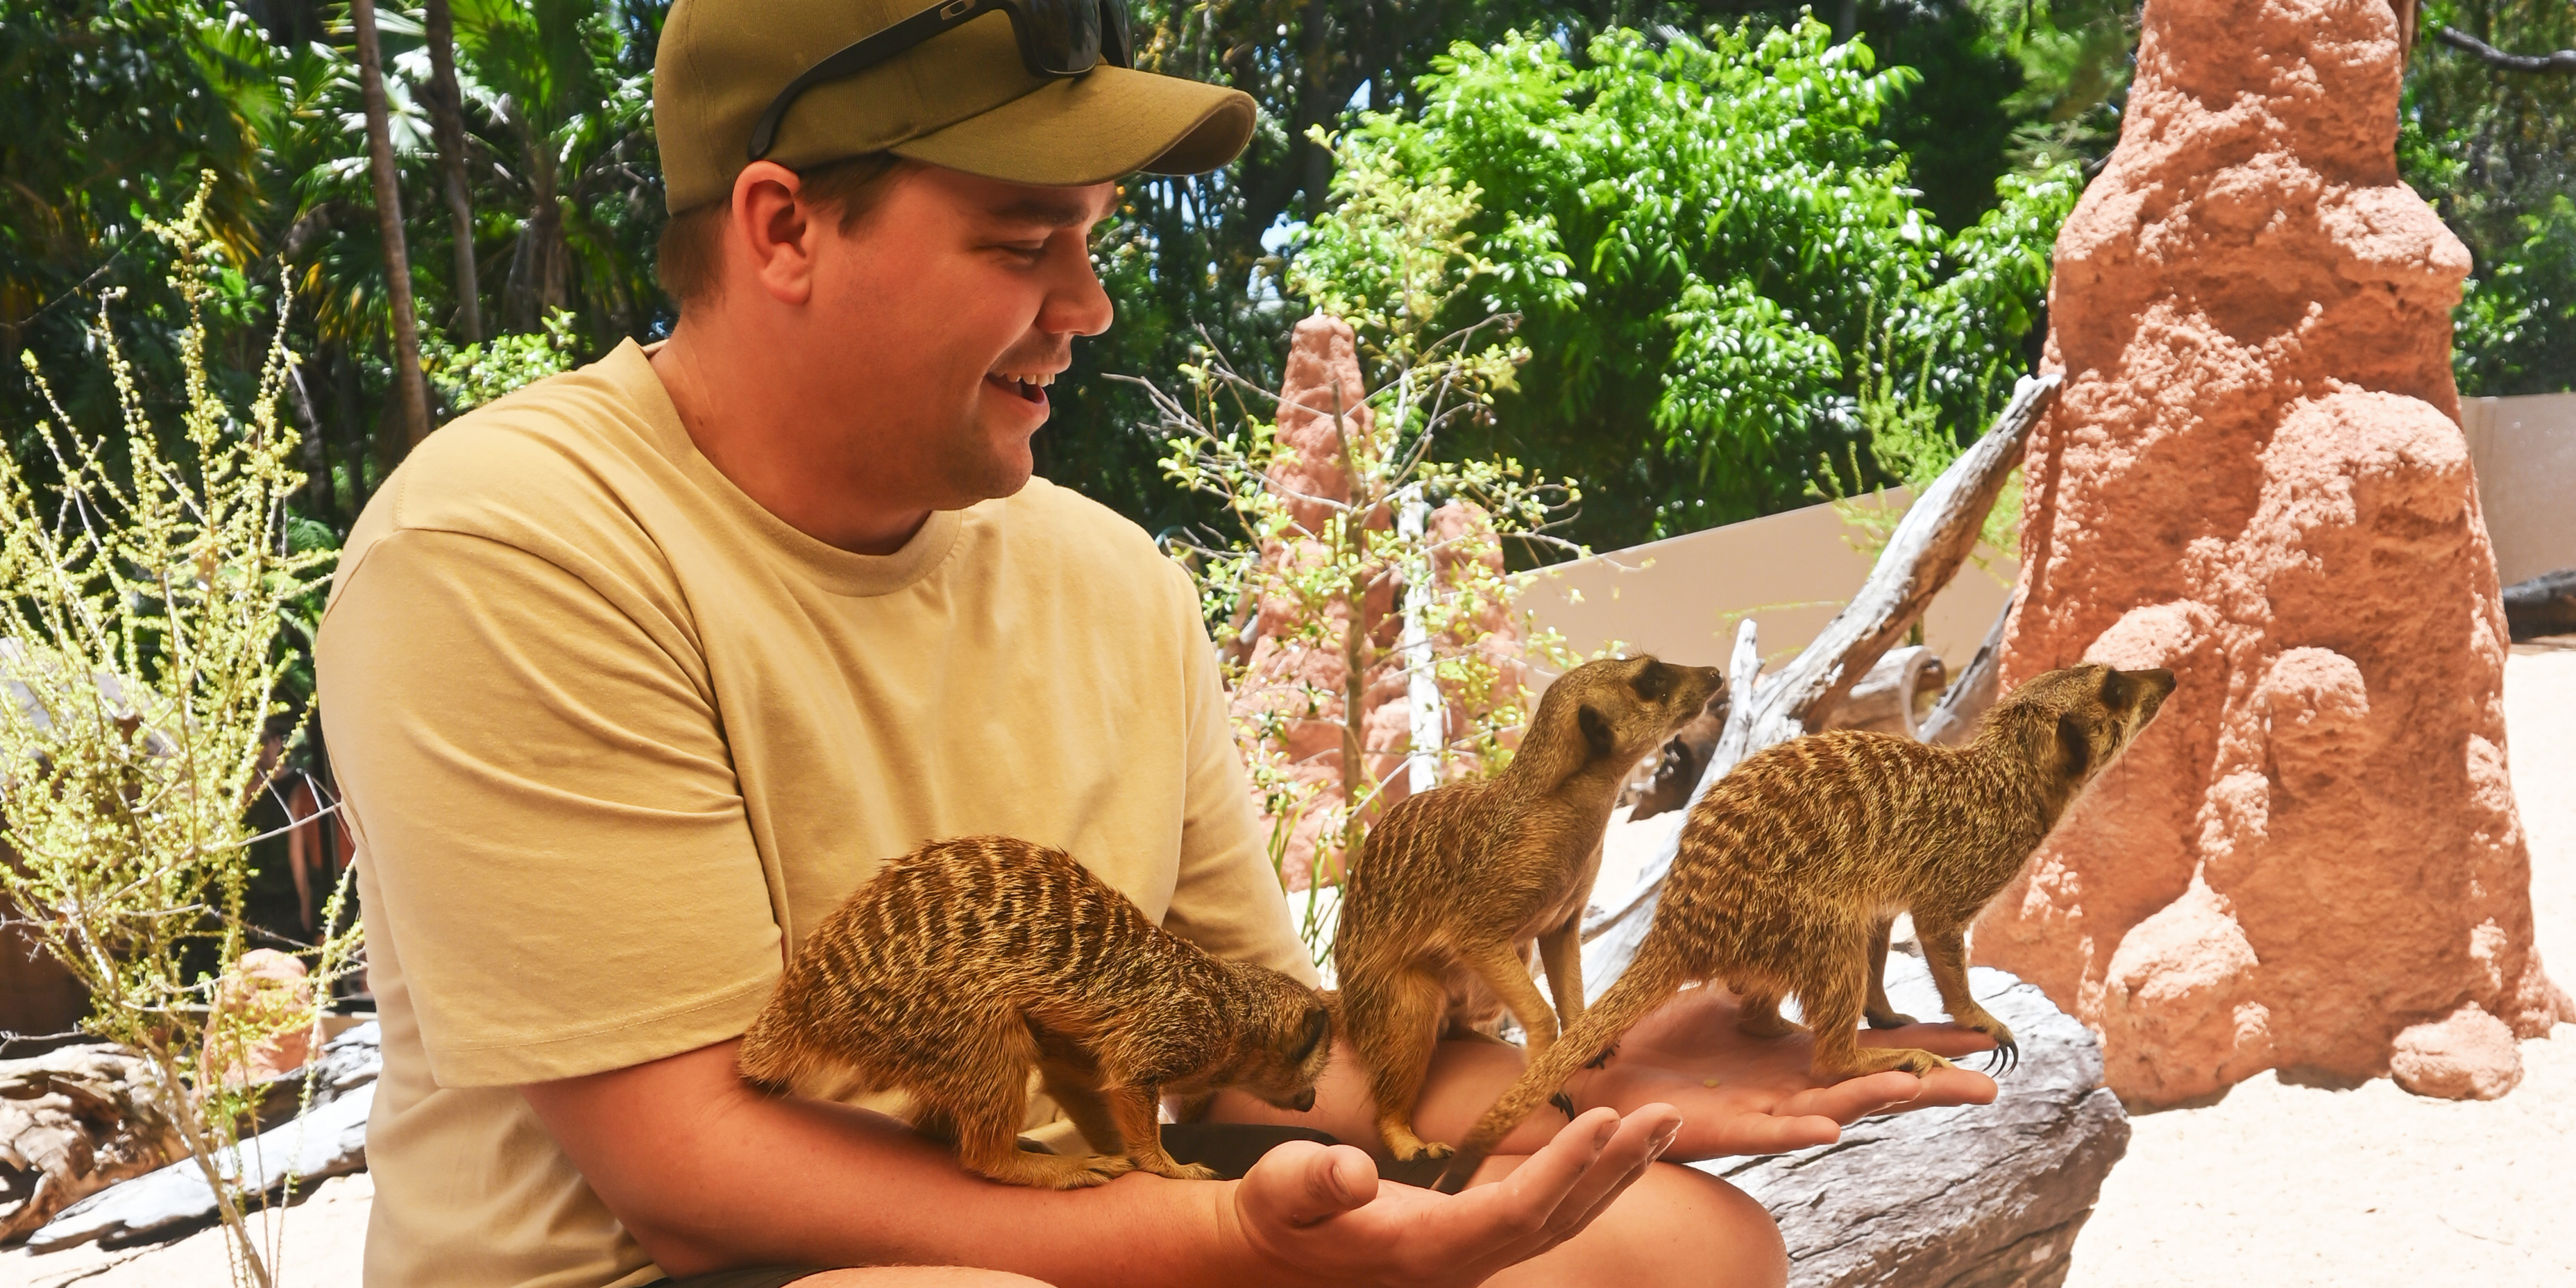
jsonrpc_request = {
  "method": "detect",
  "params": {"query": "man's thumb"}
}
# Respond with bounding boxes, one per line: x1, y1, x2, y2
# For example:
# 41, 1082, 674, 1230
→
1242, 1140, 1380, 1228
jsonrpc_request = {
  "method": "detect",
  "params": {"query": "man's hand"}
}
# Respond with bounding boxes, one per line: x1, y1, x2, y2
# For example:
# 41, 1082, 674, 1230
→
1217, 986, 1999, 1167
1557, 988, 1999, 1158
1219, 1105, 1681, 1288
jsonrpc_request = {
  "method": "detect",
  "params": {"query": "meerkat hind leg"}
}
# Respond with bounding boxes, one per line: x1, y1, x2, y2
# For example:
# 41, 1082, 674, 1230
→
1104, 1082, 1218, 1181
942, 1026, 1134, 1189
1038, 1066, 1126, 1156
1464, 939, 1564, 1058
1356, 970, 1457, 1161
1864, 915, 1919, 1030
1802, 942, 1954, 1081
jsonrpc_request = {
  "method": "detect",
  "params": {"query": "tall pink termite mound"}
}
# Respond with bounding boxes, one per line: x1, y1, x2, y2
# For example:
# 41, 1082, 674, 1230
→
1226, 314, 1520, 891
1981, 0, 2570, 1106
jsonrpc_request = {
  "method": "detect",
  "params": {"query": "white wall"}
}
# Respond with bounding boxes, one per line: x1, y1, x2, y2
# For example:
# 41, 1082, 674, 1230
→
1516, 487, 2015, 678
1517, 389, 2574, 680
2464, 392, 2576, 586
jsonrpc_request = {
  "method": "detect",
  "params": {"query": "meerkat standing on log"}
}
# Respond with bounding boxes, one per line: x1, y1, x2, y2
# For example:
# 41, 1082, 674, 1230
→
738, 836, 1334, 1190
1434, 663, 2176, 1192
1334, 655, 1726, 1162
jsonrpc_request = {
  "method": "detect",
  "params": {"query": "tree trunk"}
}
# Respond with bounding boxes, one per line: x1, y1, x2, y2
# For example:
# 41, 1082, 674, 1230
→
423, 0, 480, 343
351, 0, 433, 448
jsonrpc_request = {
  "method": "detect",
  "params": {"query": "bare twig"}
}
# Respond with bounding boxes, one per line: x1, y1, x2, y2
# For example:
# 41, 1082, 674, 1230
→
2436, 24, 2576, 74
1578, 373, 2060, 976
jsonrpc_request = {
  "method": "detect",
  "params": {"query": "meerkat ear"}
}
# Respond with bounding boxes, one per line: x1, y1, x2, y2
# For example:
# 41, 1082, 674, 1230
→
1293, 1005, 1332, 1063
2056, 712, 2093, 779
1578, 704, 1618, 760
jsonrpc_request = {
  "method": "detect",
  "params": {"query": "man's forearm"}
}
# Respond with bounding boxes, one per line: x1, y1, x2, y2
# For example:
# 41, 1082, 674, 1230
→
523, 1041, 1259, 1285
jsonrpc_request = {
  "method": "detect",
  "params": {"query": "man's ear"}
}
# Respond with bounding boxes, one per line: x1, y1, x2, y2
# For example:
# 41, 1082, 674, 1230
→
1579, 704, 1618, 761
731, 160, 821, 307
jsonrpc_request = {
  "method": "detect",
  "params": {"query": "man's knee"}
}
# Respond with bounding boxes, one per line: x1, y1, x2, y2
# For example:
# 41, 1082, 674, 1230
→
790, 1269, 1053, 1287
1611, 1162, 1786, 1288
1483, 1160, 1786, 1288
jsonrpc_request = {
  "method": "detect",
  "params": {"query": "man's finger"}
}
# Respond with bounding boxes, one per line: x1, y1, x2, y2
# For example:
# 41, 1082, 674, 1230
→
1530, 1106, 1678, 1247
1469, 1106, 1621, 1233
1239, 1139, 1379, 1229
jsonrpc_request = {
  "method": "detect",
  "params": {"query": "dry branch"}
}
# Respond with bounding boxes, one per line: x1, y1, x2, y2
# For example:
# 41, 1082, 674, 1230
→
1737, 372, 2060, 749
2436, 25, 2576, 74
1577, 372, 2060, 976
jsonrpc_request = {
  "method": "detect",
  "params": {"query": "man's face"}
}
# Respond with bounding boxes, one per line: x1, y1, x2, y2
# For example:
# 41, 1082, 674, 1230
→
807, 166, 1116, 509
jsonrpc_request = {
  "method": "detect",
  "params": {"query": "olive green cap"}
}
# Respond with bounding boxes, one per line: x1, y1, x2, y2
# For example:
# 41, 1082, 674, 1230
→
654, 0, 1256, 213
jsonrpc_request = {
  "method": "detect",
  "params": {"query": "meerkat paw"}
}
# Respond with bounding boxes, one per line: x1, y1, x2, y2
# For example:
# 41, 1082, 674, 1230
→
981, 1151, 1137, 1190
1864, 1006, 1918, 1030
1135, 1155, 1224, 1182
1820, 1046, 1956, 1080
1951, 1010, 2019, 1074
1379, 1123, 1457, 1161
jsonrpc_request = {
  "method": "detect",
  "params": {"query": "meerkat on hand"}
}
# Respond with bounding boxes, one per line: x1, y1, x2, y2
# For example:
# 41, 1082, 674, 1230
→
1433, 663, 2176, 1192
737, 836, 1334, 1191
1332, 655, 1726, 1162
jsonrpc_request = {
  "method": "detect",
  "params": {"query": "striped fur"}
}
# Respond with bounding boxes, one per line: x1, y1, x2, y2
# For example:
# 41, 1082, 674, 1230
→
1334, 656, 1725, 1161
738, 836, 1334, 1189
1433, 663, 2176, 1192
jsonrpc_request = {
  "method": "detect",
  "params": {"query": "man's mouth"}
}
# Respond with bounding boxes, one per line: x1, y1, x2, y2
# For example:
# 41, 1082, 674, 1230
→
985, 368, 1057, 405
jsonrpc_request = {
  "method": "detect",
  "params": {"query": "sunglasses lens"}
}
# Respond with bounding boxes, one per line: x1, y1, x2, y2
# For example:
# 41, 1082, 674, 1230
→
1020, 0, 1099, 74
1099, 0, 1133, 67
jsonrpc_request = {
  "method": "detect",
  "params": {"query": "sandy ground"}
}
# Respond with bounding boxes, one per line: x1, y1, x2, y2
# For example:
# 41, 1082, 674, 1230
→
6, 648, 2570, 1287
2068, 642, 2576, 1288
0, 1173, 371, 1287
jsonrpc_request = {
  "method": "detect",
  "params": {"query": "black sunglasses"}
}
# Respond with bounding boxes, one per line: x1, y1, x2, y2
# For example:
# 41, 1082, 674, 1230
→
748, 0, 1135, 162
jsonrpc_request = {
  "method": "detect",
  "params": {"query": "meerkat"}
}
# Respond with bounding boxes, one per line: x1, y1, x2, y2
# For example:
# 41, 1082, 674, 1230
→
1333, 655, 1726, 1162
737, 835, 1334, 1190
1432, 663, 2175, 1192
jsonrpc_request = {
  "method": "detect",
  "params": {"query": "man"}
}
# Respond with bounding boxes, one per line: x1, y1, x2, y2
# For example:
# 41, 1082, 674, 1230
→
317, 1, 2000, 1285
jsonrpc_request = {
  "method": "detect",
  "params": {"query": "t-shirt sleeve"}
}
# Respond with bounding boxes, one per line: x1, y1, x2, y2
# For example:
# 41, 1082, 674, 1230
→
319, 527, 783, 1087
1155, 568, 1321, 987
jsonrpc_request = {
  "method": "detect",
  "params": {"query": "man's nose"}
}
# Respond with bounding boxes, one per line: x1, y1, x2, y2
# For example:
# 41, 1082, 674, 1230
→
1043, 238, 1115, 338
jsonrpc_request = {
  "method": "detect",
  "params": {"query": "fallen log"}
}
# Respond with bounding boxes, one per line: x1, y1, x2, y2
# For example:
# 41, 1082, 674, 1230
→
2502, 568, 2576, 643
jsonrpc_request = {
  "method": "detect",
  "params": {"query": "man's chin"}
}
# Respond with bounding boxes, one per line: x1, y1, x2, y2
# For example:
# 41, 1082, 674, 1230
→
939, 442, 1037, 507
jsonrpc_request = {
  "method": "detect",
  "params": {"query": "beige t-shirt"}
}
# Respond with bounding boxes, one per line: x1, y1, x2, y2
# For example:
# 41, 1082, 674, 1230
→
317, 340, 1312, 1288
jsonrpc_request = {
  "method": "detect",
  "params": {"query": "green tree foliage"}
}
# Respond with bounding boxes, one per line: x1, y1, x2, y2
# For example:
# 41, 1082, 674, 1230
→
1297, 20, 2078, 549
1053, 1, 2080, 538
2405, 0, 2576, 396
1, 0, 669, 538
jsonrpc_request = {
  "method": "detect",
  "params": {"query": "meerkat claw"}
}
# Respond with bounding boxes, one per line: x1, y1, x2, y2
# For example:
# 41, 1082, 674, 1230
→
1549, 1091, 1579, 1120
1584, 1042, 1620, 1070
1981, 1037, 2019, 1076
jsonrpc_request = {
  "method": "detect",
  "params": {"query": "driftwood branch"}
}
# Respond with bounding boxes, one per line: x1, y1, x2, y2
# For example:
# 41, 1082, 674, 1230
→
1738, 372, 2060, 749
1919, 595, 2012, 746
2436, 25, 2576, 74
1578, 372, 2060, 976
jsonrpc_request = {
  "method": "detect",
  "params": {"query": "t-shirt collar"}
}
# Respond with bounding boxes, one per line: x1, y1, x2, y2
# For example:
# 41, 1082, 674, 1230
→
611, 339, 963, 598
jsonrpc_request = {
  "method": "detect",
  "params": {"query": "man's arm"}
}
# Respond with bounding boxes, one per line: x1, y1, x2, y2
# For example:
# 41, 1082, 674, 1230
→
520, 1040, 1681, 1287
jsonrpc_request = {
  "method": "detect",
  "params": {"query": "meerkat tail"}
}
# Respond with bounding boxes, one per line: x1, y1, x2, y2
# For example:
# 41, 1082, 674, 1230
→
1432, 938, 1693, 1194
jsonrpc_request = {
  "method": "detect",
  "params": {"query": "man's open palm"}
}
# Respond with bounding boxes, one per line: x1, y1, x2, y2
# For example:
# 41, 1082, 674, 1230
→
1576, 987, 2001, 1158
1222, 1105, 1682, 1288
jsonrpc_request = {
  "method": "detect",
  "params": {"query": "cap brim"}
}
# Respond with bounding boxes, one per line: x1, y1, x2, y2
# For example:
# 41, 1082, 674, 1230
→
890, 66, 1255, 186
